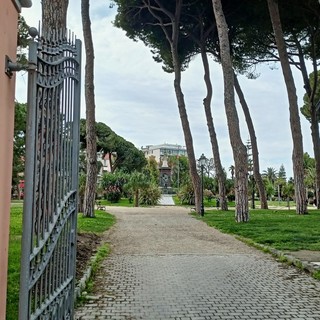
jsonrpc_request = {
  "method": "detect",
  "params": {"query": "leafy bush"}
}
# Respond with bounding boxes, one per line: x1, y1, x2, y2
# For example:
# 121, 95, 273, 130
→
99, 171, 129, 202
100, 172, 128, 190
124, 171, 149, 207
139, 184, 162, 205
104, 185, 122, 203
177, 182, 195, 205
123, 189, 133, 203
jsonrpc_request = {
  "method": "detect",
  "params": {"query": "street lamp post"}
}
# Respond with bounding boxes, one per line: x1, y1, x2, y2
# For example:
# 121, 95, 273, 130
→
198, 153, 207, 216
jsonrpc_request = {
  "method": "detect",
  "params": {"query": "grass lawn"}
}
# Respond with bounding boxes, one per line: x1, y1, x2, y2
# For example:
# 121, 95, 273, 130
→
173, 195, 236, 208
256, 200, 296, 208
97, 198, 133, 207
6, 206, 23, 320
201, 209, 320, 251
77, 210, 115, 233
97, 197, 162, 207
7, 206, 115, 320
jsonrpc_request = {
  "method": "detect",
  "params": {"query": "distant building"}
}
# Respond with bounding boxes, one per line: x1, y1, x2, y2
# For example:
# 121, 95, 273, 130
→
97, 152, 116, 176
141, 143, 187, 163
100, 153, 112, 173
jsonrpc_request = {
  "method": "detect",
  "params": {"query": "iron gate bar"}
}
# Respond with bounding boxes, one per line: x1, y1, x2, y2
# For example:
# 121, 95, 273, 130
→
19, 29, 81, 320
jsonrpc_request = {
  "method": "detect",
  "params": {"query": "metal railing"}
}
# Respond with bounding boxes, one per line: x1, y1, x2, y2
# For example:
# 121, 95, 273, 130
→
19, 29, 81, 320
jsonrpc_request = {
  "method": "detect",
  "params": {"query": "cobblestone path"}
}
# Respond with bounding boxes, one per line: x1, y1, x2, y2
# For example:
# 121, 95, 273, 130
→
75, 206, 320, 320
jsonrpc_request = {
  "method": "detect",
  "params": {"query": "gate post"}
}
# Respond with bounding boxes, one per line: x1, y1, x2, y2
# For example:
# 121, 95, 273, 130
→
0, 0, 31, 318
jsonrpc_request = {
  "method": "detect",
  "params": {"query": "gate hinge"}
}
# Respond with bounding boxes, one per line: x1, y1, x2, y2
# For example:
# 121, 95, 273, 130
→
5, 27, 38, 79
5, 56, 29, 78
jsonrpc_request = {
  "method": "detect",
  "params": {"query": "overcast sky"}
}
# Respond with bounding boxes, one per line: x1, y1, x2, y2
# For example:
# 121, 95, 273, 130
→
16, 0, 314, 178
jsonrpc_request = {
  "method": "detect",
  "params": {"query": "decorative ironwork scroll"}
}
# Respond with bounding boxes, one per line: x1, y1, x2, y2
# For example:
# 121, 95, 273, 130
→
19, 29, 81, 320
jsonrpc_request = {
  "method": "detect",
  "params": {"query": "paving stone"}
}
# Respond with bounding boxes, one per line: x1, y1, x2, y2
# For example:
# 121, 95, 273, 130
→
75, 206, 320, 319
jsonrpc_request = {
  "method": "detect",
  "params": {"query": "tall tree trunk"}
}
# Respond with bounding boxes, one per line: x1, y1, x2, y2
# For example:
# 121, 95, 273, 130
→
309, 106, 320, 205
310, 104, 320, 209
267, 0, 307, 214
82, 0, 97, 217
295, 37, 320, 209
309, 34, 320, 209
200, 45, 228, 211
134, 190, 139, 207
42, 0, 69, 34
212, 0, 249, 222
171, 2, 201, 214
171, 52, 201, 213
145, 0, 201, 213
233, 73, 268, 209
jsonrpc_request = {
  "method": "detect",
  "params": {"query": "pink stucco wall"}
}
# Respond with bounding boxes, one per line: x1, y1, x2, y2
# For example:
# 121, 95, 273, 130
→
0, 0, 19, 318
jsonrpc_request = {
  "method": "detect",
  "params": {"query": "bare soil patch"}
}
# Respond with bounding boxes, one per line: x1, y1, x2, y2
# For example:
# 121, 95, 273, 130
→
76, 232, 102, 281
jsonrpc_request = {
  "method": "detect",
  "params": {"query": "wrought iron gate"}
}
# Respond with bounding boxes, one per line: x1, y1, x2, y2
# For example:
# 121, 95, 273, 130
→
19, 30, 82, 320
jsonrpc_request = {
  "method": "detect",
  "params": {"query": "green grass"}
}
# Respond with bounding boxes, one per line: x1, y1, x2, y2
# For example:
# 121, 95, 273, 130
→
7, 206, 115, 320
201, 209, 320, 251
314, 270, 320, 280
256, 200, 296, 208
77, 244, 111, 302
6, 207, 23, 320
97, 198, 133, 207
77, 210, 116, 233
173, 195, 236, 208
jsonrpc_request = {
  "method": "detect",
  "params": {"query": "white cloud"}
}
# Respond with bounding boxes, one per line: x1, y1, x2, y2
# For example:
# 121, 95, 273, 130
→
17, 0, 314, 178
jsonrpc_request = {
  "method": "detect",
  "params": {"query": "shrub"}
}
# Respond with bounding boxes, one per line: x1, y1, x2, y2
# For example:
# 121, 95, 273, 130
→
104, 185, 122, 203
177, 182, 195, 205
124, 171, 150, 207
139, 184, 162, 205
123, 189, 133, 203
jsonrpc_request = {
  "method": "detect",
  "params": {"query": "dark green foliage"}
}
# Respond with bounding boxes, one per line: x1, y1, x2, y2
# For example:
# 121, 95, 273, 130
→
80, 119, 146, 173
303, 152, 316, 170
12, 103, 27, 196
112, 0, 269, 75
203, 176, 218, 194
112, 0, 320, 87
104, 185, 122, 203
278, 164, 287, 181
139, 184, 162, 206
168, 155, 190, 189
18, 16, 30, 48
282, 180, 295, 201
227, 193, 235, 202
99, 171, 129, 203
113, 0, 212, 74
177, 180, 195, 205
124, 171, 150, 207
100, 171, 128, 190
301, 71, 320, 122
143, 156, 159, 185
17, 15, 30, 64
